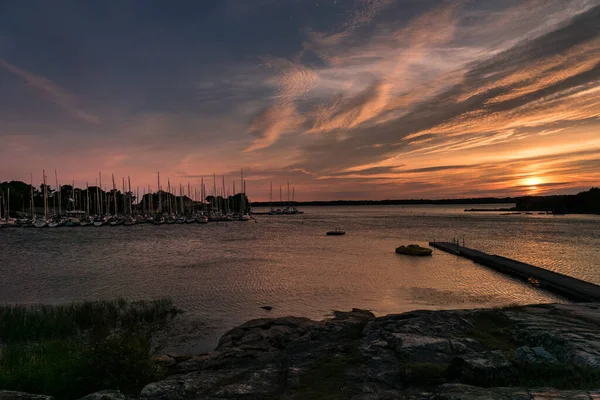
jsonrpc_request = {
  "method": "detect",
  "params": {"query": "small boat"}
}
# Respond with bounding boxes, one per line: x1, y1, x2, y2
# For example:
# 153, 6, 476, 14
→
326, 228, 345, 236
239, 213, 251, 221
48, 217, 63, 228
395, 244, 432, 256
185, 216, 196, 224
34, 218, 48, 228
123, 216, 137, 226
196, 215, 209, 224
17, 218, 35, 228
93, 216, 105, 227
176, 216, 186, 224
152, 216, 166, 225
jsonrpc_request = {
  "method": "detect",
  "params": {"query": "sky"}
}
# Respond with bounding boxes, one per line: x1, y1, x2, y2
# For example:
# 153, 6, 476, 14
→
1, 0, 599, 201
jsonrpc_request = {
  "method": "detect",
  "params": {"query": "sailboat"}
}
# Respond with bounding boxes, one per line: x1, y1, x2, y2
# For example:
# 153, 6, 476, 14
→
34, 170, 49, 228
238, 169, 251, 221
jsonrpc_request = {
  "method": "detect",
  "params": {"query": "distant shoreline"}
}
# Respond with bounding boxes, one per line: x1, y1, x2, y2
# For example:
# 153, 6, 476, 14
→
251, 188, 600, 214
251, 198, 516, 207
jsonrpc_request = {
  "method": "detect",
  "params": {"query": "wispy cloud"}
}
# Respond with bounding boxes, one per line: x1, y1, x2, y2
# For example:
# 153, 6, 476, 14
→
0, 59, 100, 124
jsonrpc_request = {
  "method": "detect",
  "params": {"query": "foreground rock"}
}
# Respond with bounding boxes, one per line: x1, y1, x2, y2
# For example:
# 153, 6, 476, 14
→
136, 303, 600, 399
11, 303, 600, 399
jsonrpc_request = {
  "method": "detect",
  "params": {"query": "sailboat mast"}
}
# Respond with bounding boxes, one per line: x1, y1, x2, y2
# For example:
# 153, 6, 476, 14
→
180, 184, 184, 214
128, 177, 132, 216
213, 174, 217, 213
238, 169, 243, 214
97, 173, 102, 215
95, 179, 100, 215
111, 174, 117, 216
194, 188, 198, 213
30, 174, 35, 219
157, 172, 162, 213
42, 171, 47, 219
86, 181, 90, 217
200, 178, 204, 213
269, 182, 273, 211
174, 185, 179, 215
167, 179, 172, 214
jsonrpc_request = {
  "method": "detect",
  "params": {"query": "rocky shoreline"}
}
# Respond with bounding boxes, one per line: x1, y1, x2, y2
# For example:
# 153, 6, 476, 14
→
4, 303, 600, 399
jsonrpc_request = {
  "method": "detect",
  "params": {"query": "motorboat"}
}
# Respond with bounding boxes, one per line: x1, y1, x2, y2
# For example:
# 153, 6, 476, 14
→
326, 228, 345, 236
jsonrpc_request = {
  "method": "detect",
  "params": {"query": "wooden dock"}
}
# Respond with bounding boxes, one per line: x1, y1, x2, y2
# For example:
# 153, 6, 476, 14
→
429, 242, 600, 302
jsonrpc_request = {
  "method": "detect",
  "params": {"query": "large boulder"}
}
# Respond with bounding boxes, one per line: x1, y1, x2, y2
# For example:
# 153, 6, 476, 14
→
395, 244, 433, 256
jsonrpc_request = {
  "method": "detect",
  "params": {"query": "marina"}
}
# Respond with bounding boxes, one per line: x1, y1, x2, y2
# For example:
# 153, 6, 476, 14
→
0, 171, 307, 228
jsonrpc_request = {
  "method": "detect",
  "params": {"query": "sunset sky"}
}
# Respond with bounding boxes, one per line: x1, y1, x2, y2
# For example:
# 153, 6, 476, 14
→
1, 0, 599, 200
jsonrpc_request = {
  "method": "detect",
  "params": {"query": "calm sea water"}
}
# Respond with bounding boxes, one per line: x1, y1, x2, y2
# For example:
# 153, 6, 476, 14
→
2, 205, 599, 351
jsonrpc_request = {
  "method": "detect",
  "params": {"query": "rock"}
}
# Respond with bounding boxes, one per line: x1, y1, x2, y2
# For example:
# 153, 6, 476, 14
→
153, 354, 176, 367
426, 384, 529, 400
392, 334, 480, 363
448, 350, 516, 383
514, 346, 558, 364
425, 384, 600, 400
137, 304, 600, 399
260, 305, 273, 311
332, 308, 375, 322
395, 244, 433, 256
166, 353, 192, 363
0, 392, 53, 400
505, 303, 600, 368
77, 390, 126, 400
216, 316, 318, 351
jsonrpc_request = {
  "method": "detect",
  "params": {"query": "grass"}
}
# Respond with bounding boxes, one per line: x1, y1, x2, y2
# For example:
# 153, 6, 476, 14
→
294, 346, 361, 400
0, 298, 180, 399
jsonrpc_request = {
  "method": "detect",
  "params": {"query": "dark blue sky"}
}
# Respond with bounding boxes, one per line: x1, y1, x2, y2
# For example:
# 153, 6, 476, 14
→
1, 0, 599, 199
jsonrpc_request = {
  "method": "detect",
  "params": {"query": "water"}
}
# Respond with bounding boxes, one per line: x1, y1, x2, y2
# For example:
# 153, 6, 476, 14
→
2, 205, 599, 351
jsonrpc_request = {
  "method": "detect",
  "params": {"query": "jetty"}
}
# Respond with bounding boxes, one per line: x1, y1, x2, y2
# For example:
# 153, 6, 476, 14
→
430, 242, 600, 302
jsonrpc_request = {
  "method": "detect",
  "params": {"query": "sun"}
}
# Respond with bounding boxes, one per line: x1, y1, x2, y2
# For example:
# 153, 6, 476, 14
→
523, 177, 543, 188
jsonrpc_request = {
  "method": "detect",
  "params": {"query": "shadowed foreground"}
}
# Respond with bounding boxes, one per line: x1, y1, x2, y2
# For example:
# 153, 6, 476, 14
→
2, 303, 600, 399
